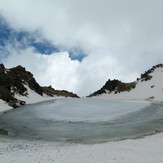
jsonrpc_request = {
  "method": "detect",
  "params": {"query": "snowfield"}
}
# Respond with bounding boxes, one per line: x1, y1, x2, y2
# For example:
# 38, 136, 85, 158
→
0, 132, 163, 163
15, 85, 66, 104
0, 99, 13, 113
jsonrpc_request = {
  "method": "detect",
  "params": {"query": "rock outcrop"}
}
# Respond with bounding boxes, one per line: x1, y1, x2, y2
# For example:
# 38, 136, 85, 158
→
0, 64, 79, 108
140, 64, 163, 82
88, 79, 136, 97
0, 64, 24, 108
42, 86, 79, 98
88, 64, 163, 97
9, 65, 43, 96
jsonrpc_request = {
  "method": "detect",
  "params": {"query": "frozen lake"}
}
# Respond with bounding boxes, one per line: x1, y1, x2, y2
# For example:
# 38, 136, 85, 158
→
0, 99, 163, 143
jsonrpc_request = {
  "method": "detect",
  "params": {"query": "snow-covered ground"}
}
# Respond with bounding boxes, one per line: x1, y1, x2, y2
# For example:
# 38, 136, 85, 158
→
94, 67, 163, 102
15, 85, 66, 104
0, 99, 13, 113
0, 132, 163, 163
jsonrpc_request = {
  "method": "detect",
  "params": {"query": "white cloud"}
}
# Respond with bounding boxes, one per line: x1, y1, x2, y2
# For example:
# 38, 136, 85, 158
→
2, 47, 138, 96
3, 48, 80, 93
1, 0, 163, 96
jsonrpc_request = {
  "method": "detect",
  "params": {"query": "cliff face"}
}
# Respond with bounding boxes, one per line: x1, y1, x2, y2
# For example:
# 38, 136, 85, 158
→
0, 64, 79, 108
88, 64, 163, 97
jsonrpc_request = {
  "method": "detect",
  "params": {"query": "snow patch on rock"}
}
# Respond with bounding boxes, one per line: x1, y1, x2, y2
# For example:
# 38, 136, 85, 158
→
94, 67, 163, 102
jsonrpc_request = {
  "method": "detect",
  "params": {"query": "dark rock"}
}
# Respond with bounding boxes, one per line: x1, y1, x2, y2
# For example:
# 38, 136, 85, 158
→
9, 65, 43, 96
0, 64, 5, 74
88, 64, 163, 97
42, 86, 79, 98
0, 64, 43, 107
0, 128, 8, 135
140, 64, 163, 82
0, 64, 79, 108
88, 79, 136, 97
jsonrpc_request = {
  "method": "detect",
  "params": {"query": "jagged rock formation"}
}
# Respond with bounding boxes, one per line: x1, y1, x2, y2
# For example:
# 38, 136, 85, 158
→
140, 64, 163, 82
42, 86, 79, 98
0, 64, 79, 108
88, 64, 163, 97
9, 65, 43, 96
88, 79, 136, 97
0, 64, 25, 108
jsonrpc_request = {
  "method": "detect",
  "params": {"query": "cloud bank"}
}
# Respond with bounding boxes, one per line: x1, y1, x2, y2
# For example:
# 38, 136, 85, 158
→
0, 0, 163, 96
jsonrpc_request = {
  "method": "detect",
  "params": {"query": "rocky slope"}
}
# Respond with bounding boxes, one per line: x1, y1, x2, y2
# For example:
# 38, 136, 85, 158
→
88, 64, 163, 101
88, 79, 136, 97
0, 64, 79, 108
42, 86, 79, 98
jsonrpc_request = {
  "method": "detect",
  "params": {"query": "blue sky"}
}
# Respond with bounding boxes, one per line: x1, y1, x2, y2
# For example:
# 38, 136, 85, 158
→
0, 0, 163, 96
0, 15, 86, 62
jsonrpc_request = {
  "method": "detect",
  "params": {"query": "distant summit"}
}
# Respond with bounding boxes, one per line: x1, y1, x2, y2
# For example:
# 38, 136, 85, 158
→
88, 64, 163, 101
88, 79, 136, 97
0, 64, 79, 108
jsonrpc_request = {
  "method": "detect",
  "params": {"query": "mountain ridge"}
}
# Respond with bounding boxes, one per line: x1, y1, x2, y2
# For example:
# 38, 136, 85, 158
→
0, 64, 79, 108
88, 64, 163, 101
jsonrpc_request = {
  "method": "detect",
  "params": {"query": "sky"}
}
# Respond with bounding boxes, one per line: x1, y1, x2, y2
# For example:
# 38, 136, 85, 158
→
0, 0, 163, 96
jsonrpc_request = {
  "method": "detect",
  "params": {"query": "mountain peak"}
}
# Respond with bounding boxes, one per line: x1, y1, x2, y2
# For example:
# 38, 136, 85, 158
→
88, 64, 163, 101
0, 64, 79, 108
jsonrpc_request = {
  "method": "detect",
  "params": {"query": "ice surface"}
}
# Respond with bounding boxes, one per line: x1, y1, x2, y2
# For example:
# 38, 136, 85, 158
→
0, 99, 163, 143
36, 98, 150, 122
